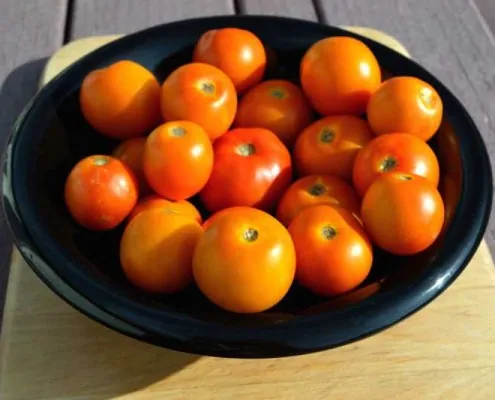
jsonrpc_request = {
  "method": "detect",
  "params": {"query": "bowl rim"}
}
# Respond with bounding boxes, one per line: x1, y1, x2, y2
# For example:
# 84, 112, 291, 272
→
2, 14, 493, 358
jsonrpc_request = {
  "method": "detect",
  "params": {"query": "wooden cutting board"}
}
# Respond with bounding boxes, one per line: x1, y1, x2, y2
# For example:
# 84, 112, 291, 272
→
2, 28, 495, 400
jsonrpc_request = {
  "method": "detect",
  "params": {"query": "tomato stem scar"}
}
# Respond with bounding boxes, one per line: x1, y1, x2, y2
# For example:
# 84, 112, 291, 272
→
308, 183, 327, 196
271, 88, 285, 99
199, 80, 216, 95
244, 228, 258, 242
320, 128, 335, 143
171, 126, 186, 137
322, 225, 337, 240
398, 174, 413, 181
236, 143, 256, 156
380, 156, 397, 171
93, 156, 109, 166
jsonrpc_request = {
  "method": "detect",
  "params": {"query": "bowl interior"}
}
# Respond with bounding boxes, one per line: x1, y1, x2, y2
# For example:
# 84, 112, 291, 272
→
8, 17, 479, 336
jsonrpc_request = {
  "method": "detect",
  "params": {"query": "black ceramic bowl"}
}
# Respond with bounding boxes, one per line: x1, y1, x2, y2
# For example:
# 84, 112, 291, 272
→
2, 16, 492, 358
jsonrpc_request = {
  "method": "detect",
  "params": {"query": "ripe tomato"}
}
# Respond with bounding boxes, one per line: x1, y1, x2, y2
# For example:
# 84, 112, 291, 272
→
300, 36, 381, 116
193, 207, 296, 313
128, 195, 202, 224
80, 60, 161, 139
65, 155, 138, 230
293, 115, 374, 181
352, 133, 440, 197
199, 127, 292, 213
143, 121, 213, 201
193, 28, 266, 94
361, 173, 445, 255
234, 80, 313, 147
120, 209, 203, 294
160, 63, 237, 140
276, 175, 360, 226
112, 137, 149, 193
288, 205, 373, 297
367, 76, 443, 141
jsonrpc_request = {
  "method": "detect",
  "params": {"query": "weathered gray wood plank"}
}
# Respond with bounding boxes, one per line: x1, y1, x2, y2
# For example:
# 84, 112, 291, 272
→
238, 0, 318, 20
69, 0, 235, 39
476, 0, 495, 34
315, 0, 495, 251
0, 0, 68, 327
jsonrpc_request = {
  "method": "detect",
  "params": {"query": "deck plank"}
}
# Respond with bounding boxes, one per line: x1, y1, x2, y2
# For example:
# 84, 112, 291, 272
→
0, 0, 68, 327
238, 0, 318, 20
69, 0, 235, 39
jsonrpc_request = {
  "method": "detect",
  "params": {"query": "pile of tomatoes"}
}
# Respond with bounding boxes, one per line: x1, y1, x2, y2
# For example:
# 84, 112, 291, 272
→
64, 28, 446, 314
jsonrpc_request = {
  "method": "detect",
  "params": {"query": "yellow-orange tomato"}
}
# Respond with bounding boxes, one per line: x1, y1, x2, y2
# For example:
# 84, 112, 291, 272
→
112, 138, 149, 193
367, 76, 443, 141
288, 205, 373, 297
276, 175, 361, 226
361, 173, 445, 255
234, 80, 313, 147
128, 195, 202, 224
193, 207, 296, 313
293, 115, 374, 181
120, 209, 203, 294
193, 28, 266, 94
143, 121, 213, 201
160, 63, 237, 140
300, 36, 381, 116
80, 60, 161, 139
352, 133, 440, 198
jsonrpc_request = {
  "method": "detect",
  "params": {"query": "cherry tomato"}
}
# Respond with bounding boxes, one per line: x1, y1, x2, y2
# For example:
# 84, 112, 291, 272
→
193, 207, 296, 313
80, 60, 161, 139
120, 209, 203, 294
199, 127, 292, 213
352, 133, 440, 197
160, 63, 237, 140
367, 76, 443, 141
300, 36, 381, 116
143, 121, 213, 201
234, 80, 313, 147
193, 28, 266, 94
128, 195, 202, 224
112, 137, 149, 193
288, 205, 373, 297
65, 155, 138, 230
276, 175, 361, 226
293, 115, 374, 181
361, 173, 445, 255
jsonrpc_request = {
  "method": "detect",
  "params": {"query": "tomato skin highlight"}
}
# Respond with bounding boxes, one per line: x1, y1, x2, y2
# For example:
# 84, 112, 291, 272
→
64, 155, 139, 231
361, 173, 445, 255
199, 127, 292, 213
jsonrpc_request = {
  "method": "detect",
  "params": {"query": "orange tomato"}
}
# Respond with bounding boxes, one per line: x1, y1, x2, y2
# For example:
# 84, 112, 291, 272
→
80, 60, 161, 139
288, 205, 373, 297
143, 121, 213, 201
128, 195, 202, 224
120, 209, 203, 294
112, 138, 149, 193
367, 76, 443, 141
293, 115, 374, 181
65, 155, 138, 230
352, 133, 440, 197
193, 207, 296, 313
300, 36, 381, 116
193, 28, 266, 94
276, 175, 361, 226
361, 173, 445, 255
234, 80, 313, 147
160, 63, 237, 140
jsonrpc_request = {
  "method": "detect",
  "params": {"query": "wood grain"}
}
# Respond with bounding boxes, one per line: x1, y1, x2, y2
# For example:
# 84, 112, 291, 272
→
1, 28, 495, 399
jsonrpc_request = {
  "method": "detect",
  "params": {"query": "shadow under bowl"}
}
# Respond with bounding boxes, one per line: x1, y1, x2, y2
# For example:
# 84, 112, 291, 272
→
2, 15, 492, 358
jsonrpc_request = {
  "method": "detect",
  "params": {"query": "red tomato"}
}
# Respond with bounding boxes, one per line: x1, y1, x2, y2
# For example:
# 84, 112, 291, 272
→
112, 137, 149, 194
288, 205, 373, 297
65, 155, 138, 230
143, 121, 214, 201
361, 173, 445, 255
199, 127, 292, 213
128, 195, 202, 224
300, 36, 381, 116
352, 133, 440, 197
234, 80, 313, 147
193, 28, 266, 94
276, 175, 361, 226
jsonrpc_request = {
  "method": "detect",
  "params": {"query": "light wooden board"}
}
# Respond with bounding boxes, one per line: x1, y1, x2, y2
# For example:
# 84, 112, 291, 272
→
1, 29, 495, 400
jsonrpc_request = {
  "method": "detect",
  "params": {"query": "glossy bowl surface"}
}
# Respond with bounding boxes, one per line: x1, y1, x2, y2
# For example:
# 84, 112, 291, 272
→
2, 15, 492, 358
